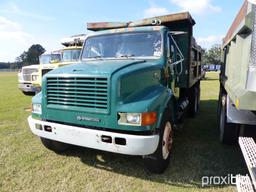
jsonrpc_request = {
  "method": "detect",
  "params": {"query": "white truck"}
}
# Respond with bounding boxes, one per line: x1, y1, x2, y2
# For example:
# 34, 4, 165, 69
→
18, 64, 40, 95
18, 50, 62, 95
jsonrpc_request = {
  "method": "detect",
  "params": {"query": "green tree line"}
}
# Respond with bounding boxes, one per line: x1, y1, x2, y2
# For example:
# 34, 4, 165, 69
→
203, 44, 222, 65
0, 44, 45, 69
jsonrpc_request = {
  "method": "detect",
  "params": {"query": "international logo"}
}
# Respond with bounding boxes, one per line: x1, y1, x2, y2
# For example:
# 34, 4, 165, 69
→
77, 116, 101, 122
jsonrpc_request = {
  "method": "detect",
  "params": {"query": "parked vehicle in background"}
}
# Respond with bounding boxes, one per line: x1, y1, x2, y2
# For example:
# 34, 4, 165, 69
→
28, 12, 203, 173
31, 50, 61, 92
18, 64, 40, 95
204, 64, 221, 72
218, 0, 256, 190
32, 34, 86, 91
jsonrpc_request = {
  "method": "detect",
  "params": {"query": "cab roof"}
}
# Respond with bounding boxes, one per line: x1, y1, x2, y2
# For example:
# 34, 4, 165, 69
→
86, 25, 166, 38
87, 12, 195, 31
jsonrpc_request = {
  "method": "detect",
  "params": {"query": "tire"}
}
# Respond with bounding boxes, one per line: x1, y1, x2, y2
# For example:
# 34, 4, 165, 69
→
143, 110, 174, 174
40, 137, 70, 153
218, 93, 239, 145
189, 83, 200, 117
217, 85, 222, 118
22, 91, 35, 96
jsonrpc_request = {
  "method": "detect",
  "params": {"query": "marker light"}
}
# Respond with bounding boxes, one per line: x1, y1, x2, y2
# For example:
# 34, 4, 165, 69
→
141, 112, 157, 126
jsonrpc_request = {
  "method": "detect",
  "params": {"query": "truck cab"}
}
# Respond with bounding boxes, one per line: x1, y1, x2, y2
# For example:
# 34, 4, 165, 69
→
28, 12, 202, 173
31, 51, 61, 90
18, 64, 40, 95
32, 34, 85, 90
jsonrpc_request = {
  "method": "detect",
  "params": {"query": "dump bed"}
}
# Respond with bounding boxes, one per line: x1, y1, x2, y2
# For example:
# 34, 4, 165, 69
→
222, 0, 256, 110
87, 12, 195, 31
87, 12, 203, 88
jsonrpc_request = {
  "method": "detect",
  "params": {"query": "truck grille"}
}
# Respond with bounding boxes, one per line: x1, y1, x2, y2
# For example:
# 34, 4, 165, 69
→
46, 77, 109, 111
22, 68, 38, 81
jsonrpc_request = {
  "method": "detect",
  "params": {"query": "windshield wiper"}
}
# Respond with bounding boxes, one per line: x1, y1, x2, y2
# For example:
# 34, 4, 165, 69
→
117, 54, 135, 59
87, 56, 104, 60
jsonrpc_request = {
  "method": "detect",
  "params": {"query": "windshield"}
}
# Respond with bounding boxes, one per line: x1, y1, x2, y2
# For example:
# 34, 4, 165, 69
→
82, 31, 162, 59
40, 55, 51, 64
40, 54, 61, 64
62, 49, 81, 62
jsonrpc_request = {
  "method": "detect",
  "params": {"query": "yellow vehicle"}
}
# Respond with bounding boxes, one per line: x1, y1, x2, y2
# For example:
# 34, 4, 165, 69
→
32, 34, 85, 90
32, 50, 61, 91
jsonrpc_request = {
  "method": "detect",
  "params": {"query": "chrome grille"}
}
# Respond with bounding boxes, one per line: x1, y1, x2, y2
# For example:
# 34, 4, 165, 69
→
46, 77, 109, 111
22, 68, 38, 81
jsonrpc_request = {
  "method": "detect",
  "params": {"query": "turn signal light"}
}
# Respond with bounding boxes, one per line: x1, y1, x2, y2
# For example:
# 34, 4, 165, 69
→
141, 112, 157, 126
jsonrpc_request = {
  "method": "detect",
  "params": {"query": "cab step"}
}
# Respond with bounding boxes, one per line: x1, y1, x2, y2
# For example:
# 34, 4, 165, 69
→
238, 137, 256, 190
236, 175, 255, 192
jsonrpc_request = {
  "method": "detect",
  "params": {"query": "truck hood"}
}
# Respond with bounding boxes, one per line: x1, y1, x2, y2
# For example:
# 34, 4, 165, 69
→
46, 59, 152, 77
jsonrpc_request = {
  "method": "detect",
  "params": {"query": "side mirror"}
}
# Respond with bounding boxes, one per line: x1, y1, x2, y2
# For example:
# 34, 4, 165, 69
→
170, 45, 174, 58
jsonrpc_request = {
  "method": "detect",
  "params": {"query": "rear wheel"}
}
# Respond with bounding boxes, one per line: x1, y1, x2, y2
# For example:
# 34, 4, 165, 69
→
40, 137, 70, 153
218, 93, 239, 145
143, 110, 174, 174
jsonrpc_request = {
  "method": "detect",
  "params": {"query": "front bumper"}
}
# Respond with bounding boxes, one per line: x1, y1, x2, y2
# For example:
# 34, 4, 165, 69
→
28, 116, 159, 156
18, 83, 40, 93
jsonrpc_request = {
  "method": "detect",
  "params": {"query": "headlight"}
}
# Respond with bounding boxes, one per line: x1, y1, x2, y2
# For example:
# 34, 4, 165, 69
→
32, 104, 41, 114
32, 75, 38, 81
118, 112, 157, 126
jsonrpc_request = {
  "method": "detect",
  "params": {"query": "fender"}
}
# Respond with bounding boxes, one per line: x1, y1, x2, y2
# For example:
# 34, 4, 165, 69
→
116, 85, 175, 129
155, 87, 176, 128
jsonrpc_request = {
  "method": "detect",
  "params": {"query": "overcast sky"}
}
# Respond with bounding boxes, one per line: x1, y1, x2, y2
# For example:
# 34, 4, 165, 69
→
0, 0, 244, 62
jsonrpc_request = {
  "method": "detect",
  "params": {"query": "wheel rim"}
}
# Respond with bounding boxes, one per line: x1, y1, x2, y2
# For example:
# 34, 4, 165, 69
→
162, 121, 173, 160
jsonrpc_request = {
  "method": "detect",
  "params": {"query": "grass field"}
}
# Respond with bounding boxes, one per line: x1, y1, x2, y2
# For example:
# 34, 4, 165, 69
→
0, 72, 247, 192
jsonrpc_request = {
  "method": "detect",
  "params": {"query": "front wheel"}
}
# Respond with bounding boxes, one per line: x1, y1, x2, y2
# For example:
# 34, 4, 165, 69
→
143, 110, 174, 174
40, 137, 70, 153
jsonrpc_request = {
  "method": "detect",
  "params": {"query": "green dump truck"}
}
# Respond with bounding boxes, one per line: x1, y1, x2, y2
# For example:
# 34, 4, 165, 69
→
28, 12, 203, 173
